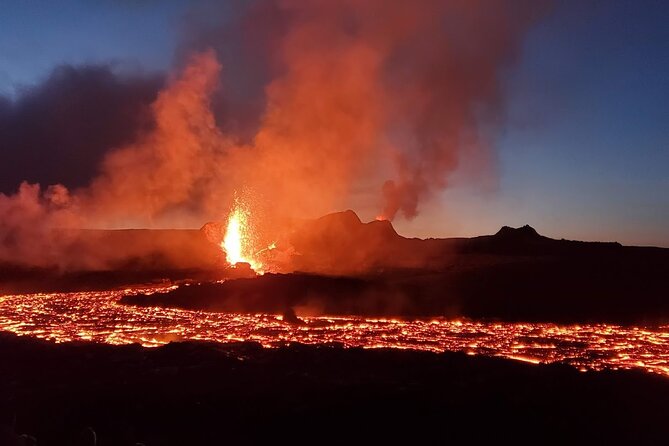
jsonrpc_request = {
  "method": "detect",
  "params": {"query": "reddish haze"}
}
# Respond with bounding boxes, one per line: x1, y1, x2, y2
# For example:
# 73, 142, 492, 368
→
0, 0, 548, 268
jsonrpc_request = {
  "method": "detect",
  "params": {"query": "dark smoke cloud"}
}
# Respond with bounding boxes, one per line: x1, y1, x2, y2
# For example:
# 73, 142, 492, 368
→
0, 64, 163, 193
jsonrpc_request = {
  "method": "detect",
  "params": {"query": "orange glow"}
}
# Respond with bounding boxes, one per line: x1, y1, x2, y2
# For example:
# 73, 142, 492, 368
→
1, 288, 669, 377
222, 199, 263, 272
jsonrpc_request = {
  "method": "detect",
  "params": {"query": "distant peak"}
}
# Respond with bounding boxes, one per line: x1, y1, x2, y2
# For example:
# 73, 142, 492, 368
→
495, 224, 541, 239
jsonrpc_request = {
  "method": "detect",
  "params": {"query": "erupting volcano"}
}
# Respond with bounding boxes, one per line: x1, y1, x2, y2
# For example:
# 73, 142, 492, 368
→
1, 0, 668, 443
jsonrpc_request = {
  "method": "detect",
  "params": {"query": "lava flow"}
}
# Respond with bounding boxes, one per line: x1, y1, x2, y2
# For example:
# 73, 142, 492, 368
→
1, 288, 669, 377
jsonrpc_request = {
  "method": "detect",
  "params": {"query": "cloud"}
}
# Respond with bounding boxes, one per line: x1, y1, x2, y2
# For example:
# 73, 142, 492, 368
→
0, 64, 163, 193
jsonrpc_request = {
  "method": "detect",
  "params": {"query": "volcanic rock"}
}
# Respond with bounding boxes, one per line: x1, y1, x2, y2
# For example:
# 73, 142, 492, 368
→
288, 210, 426, 273
495, 224, 543, 240
200, 221, 226, 246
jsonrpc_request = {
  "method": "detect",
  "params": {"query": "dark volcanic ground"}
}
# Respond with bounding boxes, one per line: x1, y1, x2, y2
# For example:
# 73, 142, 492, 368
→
1, 333, 668, 445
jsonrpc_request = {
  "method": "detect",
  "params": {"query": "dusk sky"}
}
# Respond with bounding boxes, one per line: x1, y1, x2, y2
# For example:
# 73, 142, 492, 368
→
0, 0, 667, 247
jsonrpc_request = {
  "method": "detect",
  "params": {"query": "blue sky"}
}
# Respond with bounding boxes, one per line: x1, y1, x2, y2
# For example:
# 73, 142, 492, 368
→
395, 0, 669, 246
0, 0, 667, 246
0, 1, 183, 95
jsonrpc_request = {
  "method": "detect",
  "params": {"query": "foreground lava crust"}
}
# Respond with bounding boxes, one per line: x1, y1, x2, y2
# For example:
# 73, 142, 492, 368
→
3, 331, 669, 444
1, 286, 668, 377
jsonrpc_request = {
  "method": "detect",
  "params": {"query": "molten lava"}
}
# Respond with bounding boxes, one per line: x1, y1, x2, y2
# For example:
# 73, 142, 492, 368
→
2, 288, 669, 377
222, 201, 263, 272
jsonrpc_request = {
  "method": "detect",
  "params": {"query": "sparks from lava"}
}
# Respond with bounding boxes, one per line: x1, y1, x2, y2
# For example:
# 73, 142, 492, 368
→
222, 198, 263, 272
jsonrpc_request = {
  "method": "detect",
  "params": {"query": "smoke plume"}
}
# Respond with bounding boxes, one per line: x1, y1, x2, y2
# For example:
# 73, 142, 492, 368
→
181, 0, 549, 220
0, 0, 549, 267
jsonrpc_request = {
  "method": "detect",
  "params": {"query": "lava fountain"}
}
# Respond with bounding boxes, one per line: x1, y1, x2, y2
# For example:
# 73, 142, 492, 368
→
221, 198, 265, 272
